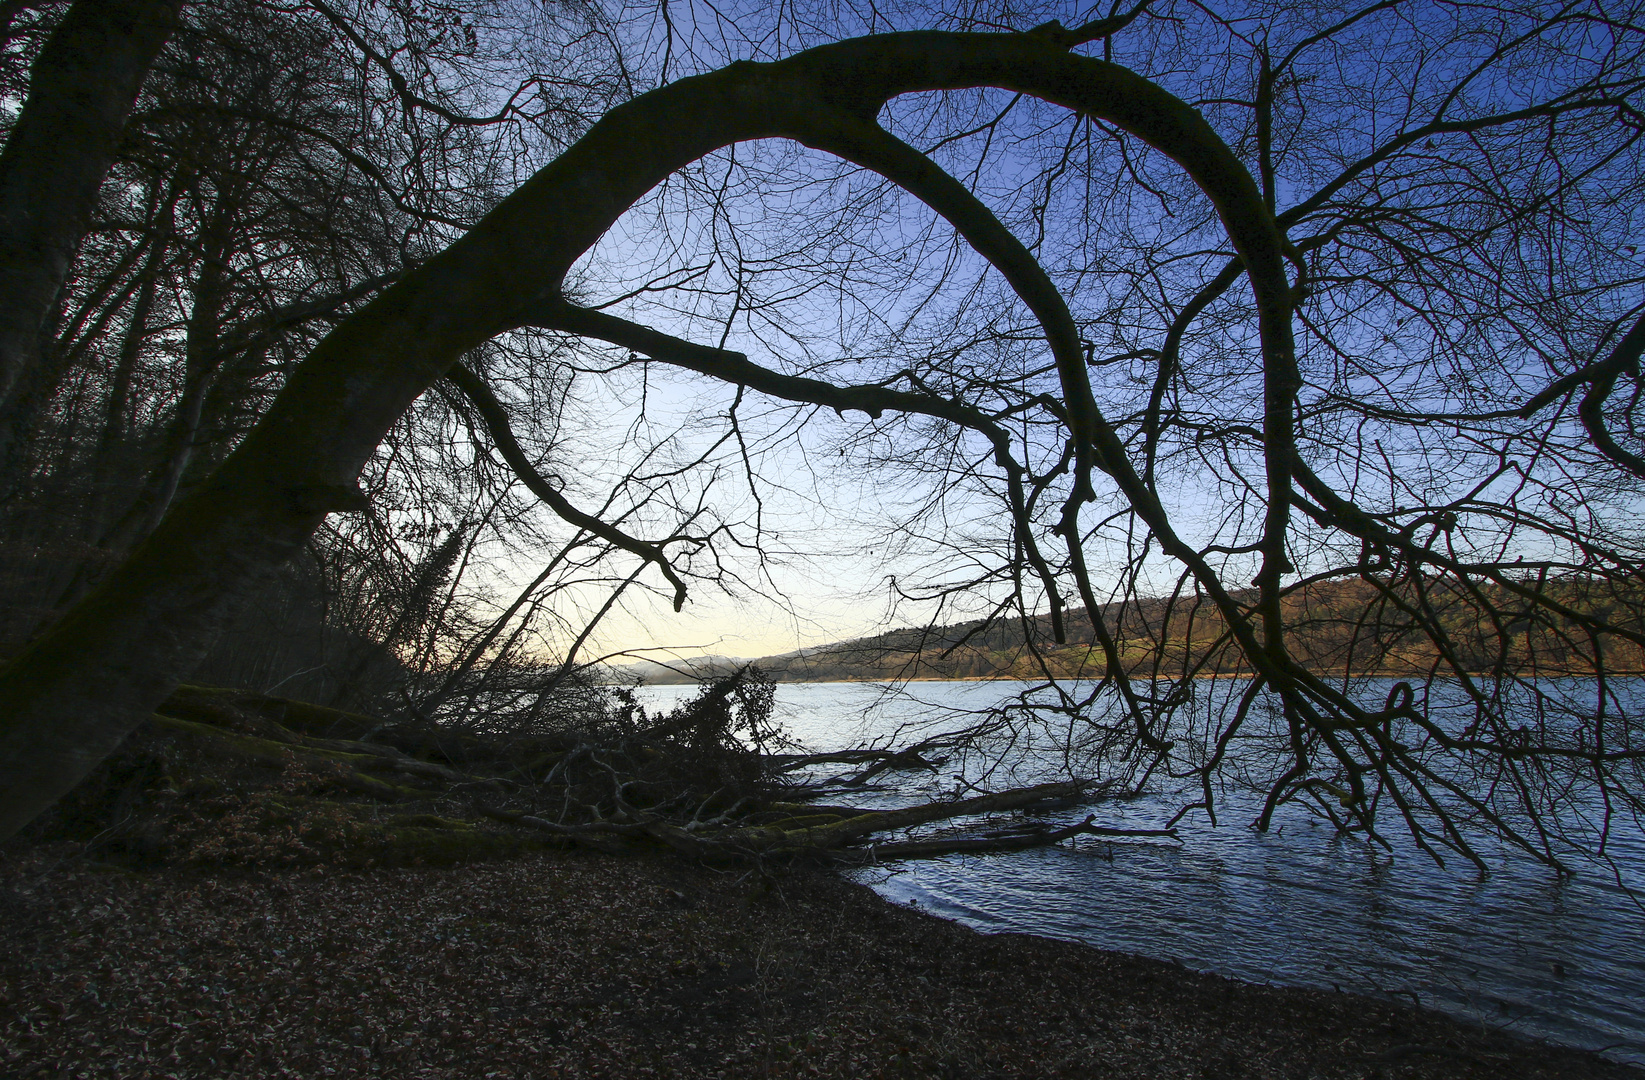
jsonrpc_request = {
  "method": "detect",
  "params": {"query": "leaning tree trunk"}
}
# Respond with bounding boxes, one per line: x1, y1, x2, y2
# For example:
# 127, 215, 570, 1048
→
0, 29, 1292, 840
0, 0, 185, 485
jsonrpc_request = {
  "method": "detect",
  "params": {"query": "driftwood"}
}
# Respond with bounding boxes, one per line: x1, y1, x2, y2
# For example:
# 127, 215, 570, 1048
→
772, 745, 948, 788
40, 675, 1148, 868
483, 779, 1128, 861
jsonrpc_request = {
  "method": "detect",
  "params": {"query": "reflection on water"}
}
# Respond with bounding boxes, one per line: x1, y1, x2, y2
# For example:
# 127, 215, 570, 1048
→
636, 679, 1645, 1063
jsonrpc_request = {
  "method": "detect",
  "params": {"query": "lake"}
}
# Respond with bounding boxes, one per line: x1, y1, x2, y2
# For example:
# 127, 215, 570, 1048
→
636, 678, 1645, 1064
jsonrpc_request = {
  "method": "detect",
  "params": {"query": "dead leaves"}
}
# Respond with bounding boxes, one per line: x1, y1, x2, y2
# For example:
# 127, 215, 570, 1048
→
0, 846, 1635, 1080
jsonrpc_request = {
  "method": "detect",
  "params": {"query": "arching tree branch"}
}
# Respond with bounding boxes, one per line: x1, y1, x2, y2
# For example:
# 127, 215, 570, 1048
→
443, 361, 692, 611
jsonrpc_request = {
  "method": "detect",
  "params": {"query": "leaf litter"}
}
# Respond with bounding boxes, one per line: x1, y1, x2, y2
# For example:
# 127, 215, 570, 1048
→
2, 842, 1640, 1080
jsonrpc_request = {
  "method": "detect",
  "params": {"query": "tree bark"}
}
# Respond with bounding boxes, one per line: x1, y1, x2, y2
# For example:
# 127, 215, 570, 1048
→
129, 201, 236, 539
0, 0, 184, 485
0, 30, 1291, 840
88, 249, 162, 521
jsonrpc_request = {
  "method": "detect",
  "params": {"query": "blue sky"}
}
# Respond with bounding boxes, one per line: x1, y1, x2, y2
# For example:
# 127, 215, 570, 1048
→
463, 0, 1645, 663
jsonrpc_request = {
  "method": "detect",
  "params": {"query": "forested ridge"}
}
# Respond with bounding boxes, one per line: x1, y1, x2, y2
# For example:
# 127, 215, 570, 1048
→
661, 576, 1645, 683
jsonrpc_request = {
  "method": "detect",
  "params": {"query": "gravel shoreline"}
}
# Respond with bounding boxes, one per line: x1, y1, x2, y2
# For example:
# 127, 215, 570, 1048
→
2, 843, 1638, 1079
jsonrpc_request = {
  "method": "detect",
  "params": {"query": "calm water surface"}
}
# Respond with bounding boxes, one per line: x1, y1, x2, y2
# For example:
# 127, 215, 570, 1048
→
636, 679, 1645, 1063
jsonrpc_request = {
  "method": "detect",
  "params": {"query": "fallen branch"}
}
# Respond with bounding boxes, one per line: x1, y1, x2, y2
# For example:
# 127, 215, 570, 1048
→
54, 681, 1166, 868
838, 815, 1179, 863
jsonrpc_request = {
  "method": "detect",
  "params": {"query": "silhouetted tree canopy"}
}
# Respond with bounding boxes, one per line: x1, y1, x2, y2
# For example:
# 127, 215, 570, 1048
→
0, 0, 1641, 876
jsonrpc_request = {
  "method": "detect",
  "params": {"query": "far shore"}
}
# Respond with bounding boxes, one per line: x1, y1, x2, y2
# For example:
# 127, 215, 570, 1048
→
613, 669, 1645, 686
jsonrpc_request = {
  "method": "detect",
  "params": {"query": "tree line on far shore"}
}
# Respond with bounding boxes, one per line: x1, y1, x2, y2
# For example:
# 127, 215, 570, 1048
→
632, 575, 1645, 684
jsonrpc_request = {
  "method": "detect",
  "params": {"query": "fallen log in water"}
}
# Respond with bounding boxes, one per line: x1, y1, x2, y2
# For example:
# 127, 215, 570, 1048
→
28, 674, 1145, 868
579, 780, 1106, 860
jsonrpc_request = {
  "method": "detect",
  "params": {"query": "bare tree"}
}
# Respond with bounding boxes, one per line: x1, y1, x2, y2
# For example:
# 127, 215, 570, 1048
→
0, 0, 184, 478
0, 0, 638, 665
581, 1, 1645, 872
0, 1, 1640, 881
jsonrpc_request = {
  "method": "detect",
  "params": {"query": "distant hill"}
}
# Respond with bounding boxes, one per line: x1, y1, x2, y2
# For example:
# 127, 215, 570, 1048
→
608, 574, 1645, 684
749, 608, 1101, 682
